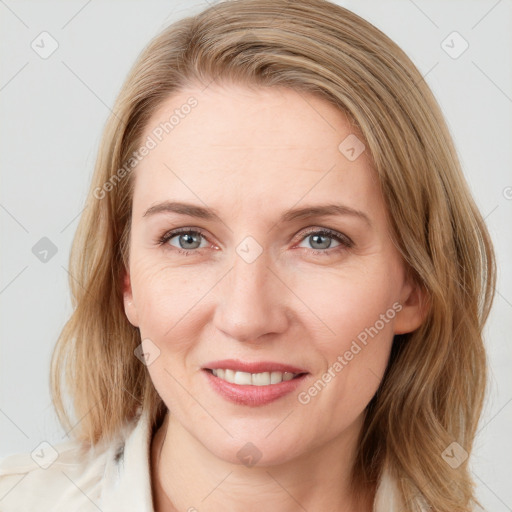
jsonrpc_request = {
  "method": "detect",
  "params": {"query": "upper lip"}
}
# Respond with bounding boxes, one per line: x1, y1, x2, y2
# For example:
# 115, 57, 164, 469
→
203, 359, 308, 374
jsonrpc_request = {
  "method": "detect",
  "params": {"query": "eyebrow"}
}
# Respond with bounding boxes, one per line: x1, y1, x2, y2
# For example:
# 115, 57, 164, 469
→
143, 200, 371, 226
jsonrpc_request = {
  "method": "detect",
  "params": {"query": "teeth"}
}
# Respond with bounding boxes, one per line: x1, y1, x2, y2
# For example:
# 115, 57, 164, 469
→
252, 372, 271, 386
211, 369, 298, 385
234, 371, 252, 385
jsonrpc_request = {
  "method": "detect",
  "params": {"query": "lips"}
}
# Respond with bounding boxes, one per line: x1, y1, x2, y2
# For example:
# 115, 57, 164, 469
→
201, 359, 310, 406
203, 367, 308, 406
203, 359, 308, 374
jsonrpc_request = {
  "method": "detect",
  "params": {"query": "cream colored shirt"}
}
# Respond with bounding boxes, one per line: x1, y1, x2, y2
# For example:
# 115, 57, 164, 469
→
0, 409, 411, 511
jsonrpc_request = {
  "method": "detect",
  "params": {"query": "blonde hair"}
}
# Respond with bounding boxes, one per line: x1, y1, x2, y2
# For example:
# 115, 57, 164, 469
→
50, 1, 496, 510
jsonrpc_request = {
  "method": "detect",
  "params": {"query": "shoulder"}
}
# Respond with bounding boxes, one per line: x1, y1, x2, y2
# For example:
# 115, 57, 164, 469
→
0, 427, 131, 511
373, 464, 431, 512
373, 465, 483, 512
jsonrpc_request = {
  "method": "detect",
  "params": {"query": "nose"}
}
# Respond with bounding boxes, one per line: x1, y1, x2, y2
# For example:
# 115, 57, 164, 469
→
213, 244, 290, 343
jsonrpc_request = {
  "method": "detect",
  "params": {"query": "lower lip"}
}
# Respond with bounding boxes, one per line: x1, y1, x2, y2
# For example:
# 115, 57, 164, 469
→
203, 369, 308, 406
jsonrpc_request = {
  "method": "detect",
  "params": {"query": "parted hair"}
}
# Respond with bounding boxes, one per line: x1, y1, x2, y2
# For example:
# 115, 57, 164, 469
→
50, 1, 496, 511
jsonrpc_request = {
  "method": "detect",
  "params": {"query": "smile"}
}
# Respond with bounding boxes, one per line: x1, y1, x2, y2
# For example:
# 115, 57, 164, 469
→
210, 369, 300, 386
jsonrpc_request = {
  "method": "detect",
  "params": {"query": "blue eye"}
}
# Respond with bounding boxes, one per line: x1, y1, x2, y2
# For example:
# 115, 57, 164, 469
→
297, 229, 353, 256
159, 229, 208, 253
157, 227, 353, 257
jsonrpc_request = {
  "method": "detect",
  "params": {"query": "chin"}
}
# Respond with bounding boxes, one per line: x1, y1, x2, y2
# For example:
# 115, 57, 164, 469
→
199, 428, 308, 469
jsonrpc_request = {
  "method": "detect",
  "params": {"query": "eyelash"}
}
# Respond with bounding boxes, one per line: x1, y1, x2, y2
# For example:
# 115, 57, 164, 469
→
156, 227, 354, 257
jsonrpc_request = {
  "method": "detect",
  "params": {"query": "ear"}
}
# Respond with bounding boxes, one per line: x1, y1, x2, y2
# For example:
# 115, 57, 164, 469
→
394, 275, 430, 335
122, 267, 140, 328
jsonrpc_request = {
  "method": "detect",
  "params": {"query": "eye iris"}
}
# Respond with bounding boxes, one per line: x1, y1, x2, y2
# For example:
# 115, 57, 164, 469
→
179, 232, 201, 249
310, 233, 331, 250
171, 231, 339, 251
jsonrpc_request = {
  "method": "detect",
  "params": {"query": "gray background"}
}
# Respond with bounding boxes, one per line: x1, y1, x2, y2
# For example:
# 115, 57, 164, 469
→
1, 0, 511, 510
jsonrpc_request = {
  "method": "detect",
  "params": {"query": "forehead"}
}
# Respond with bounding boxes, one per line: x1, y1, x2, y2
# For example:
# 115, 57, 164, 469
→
142, 83, 354, 153
132, 83, 380, 220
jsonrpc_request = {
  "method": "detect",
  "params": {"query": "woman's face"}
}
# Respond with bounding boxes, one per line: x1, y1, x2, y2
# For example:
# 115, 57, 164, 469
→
123, 83, 424, 465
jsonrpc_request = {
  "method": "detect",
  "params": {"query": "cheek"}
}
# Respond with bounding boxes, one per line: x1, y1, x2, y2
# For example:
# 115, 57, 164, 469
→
291, 262, 399, 413
131, 261, 204, 405
289, 260, 402, 351
130, 258, 203, 342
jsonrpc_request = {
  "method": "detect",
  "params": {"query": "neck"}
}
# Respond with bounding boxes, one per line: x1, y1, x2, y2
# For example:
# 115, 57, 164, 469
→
150, 411, 375, 512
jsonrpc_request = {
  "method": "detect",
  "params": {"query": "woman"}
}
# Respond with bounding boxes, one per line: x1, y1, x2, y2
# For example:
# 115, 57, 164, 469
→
0, 0, 495, 510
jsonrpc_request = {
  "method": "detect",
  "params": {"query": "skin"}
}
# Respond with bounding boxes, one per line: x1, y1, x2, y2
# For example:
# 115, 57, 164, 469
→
122, 83, 426, 512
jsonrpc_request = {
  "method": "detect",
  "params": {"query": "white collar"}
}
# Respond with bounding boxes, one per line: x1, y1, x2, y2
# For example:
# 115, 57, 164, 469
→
99, 409, 155, 510
98, 409, 409, 511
